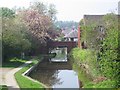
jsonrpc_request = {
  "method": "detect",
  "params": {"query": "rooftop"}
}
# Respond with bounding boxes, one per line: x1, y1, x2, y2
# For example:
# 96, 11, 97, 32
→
64, 29, 78, 38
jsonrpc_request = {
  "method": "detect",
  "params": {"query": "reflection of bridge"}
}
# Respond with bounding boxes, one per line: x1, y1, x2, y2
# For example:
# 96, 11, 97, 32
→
47, 41, 77, 53
37, 61, 72, 70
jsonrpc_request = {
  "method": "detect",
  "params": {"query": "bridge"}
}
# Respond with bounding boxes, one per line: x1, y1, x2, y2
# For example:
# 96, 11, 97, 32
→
47, 41, 77, 53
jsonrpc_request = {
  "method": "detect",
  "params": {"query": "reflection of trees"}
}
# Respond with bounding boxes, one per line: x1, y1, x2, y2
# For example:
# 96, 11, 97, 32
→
51, 48, 67, 59
30, 69, 63, 87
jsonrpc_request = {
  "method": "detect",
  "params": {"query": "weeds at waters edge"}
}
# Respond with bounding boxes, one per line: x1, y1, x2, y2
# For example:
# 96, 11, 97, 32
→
70, 48, 117, 88
84, 79, 116, 88
15, 60, 45, 90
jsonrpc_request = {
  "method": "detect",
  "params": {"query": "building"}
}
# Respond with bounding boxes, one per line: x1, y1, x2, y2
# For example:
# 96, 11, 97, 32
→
83, 15, 104, 26
81, 15, 106, 49
64, 29, 78, 41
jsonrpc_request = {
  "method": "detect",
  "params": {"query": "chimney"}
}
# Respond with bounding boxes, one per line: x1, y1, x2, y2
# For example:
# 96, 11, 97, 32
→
78, 26, 81, 48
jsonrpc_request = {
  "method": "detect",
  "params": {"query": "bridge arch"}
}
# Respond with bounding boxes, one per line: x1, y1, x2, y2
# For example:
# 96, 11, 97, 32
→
47, 41, 77, 53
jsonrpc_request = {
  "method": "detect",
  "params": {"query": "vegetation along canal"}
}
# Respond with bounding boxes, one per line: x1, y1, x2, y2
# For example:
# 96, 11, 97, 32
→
29, 48, 81, 89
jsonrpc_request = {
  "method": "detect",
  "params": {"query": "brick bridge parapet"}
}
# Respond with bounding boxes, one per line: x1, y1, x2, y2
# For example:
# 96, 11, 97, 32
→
47, 41, 77, 53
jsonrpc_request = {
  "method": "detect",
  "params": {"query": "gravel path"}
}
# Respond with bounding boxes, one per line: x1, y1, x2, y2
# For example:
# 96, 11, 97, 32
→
0, 68, 13, 85
1, 61, 32, 90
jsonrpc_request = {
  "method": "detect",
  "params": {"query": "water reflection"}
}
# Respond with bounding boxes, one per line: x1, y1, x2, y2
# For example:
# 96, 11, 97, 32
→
52, 70, 79, 88
29, 47, 80, 89
50, 47, 67, 62
31, 69, 61, 87
29, 61, 80, 89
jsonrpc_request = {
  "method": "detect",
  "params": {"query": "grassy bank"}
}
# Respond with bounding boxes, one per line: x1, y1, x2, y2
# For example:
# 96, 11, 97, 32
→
0, 85, 8, 90
2, 58, 27, 68
2, 56, 45, 89
70, 48, 116, 88
15, 58, 45, 90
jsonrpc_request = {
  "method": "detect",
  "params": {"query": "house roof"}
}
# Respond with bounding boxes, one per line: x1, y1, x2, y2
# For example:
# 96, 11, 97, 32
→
62, 29, 71, 36
64, 29, 78, 38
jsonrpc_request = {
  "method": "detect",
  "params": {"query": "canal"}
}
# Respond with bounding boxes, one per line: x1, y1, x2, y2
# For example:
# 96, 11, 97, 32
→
29, 47, 81, 89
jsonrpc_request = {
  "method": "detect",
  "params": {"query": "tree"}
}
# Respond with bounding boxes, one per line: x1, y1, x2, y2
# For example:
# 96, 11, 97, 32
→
0, 7, 15, 18
17, 2, 59, 54
48, 4, 57, 21
29, 2, 47, 15
2, 7, 31, 61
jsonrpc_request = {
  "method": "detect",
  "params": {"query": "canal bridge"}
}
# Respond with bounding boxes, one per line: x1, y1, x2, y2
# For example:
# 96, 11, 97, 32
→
47, 41, 77, 53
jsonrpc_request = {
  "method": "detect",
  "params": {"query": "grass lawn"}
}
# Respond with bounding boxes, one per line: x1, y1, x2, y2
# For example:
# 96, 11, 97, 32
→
2, 56, 45, 89
0, 85, 8, 90
15, 60, 45, 90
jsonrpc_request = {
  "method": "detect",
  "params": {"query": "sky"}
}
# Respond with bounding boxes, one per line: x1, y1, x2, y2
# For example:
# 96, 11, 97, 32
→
0, 0, 119, 22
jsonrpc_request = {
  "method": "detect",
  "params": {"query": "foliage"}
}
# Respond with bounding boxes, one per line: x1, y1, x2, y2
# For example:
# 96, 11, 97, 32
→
81, 25, 104, 51
2, 1, 59, 60
0, 7, 15, 18
17, 2, 59, 52
29, 2, 47, 15
71, 13, 119, 88
2, 8, 31, 61
84, 79, 116, 88
2, 58, 27, 68
73, 62, 92, 86
71, 48, 99, 78
48, 4, 57, 21
0, 85, 8, 90
99, 13, 120, 87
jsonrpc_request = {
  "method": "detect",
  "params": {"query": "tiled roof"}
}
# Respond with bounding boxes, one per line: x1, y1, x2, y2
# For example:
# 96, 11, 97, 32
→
64, 29, 78, 38
62, 29, 71, 35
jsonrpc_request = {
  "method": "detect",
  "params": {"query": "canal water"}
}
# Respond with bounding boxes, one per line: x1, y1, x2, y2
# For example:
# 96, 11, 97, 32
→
29, 48, 80, 89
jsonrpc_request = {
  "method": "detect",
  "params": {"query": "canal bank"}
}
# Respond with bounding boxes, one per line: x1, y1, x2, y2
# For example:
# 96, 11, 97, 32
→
14, 57, 47, 90
69, 48, 116, 88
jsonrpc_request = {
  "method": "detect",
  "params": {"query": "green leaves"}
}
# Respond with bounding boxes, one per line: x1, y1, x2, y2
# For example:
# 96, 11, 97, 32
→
79, 13, 119, 87
71, 48, 98, 77
98, 14, 119, 87
0, 7, 15, 18
2, 8, 31, 60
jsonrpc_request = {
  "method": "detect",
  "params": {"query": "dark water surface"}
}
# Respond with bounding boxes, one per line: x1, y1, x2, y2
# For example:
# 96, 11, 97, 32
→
29, 61, 80, 89
29, 48, 80, 89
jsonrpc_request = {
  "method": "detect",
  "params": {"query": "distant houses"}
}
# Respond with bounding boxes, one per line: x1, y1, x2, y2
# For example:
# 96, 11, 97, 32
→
60, 15, 107, 49
61, 28, 78, 42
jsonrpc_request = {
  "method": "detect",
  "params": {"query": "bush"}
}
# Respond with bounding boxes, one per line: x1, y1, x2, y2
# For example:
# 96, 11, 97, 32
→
74, 13, 120, 88
71, 48, 99, 78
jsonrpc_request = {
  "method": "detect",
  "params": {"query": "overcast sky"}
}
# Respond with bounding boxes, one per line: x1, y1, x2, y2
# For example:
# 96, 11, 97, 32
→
0, 0, 119, 22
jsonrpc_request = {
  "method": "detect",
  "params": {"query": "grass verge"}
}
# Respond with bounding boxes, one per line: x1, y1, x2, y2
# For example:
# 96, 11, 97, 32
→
84, 79, 116, 88
2, 57, 27, 68
15, 60, 45, 90
0, 85, 8, 90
